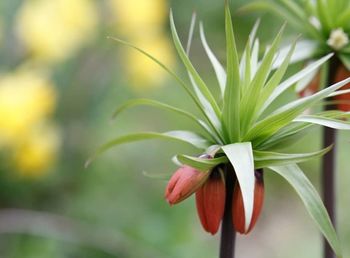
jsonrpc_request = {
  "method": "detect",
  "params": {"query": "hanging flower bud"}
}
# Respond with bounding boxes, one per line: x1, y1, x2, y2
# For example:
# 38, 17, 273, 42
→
232, 169, 264, 234
165, 165, 209, 205
334, 65, 350, 111
195, 169, 225, 235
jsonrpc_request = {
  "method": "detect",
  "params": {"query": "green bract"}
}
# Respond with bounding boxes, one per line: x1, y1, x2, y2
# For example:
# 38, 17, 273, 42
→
240, 0, 350, 70
88, 3, 350, 257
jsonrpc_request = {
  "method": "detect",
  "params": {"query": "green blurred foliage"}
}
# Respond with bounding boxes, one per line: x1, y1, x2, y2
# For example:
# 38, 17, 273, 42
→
0, 0, 349, 258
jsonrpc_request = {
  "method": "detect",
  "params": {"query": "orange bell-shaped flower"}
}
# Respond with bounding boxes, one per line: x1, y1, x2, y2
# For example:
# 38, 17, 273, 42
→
195, 170, 226, 235
165, 165, 209, 205
232, 169, 264, 234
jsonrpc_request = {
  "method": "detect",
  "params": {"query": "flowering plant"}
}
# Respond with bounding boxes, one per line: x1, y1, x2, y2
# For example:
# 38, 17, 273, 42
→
88, 3, 350, 257
240, 0, 350, 105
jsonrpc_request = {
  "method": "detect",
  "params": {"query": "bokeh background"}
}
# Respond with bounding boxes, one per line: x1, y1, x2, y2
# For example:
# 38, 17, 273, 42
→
0, 0, 349, 257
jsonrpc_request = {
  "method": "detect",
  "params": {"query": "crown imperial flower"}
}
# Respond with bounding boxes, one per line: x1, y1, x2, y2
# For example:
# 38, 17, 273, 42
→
89, 3, 350, 256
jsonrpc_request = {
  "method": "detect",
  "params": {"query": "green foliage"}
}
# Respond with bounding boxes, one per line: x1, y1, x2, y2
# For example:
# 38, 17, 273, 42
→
89, 3, 350, 256
239, 0, 350, 68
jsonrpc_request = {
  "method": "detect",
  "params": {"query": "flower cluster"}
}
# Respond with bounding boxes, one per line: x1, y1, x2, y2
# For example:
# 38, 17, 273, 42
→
165, 160, 264, 235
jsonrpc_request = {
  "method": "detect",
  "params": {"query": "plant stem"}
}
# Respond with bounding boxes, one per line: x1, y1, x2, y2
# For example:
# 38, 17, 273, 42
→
219, 164, 236, 258
322, 56, 340, 258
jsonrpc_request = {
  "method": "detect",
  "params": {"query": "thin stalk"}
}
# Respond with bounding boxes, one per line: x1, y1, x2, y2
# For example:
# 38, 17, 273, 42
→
322, 56, 340, 258
219, 164, 236, 258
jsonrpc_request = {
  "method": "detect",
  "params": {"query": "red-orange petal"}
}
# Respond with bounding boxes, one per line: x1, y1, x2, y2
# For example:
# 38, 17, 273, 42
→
195, 173, 225, 235
232, 170, 264, 234
165, 166, 209, 205
334, 65, 350, 111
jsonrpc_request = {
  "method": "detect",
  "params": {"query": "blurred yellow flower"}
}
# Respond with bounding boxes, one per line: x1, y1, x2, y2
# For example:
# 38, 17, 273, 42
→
110, 0, 167, 35
124, 36, 174, 91
13, 123, 60, 177
16, 0, 98, 63
0, 69, 56, 144
0, 68, 60, 178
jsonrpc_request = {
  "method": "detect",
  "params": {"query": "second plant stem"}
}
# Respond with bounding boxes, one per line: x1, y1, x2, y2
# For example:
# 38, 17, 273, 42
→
322, 56, 340, 258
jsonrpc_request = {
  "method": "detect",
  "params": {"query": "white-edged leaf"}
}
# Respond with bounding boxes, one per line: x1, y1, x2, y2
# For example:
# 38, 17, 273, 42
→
240, 25, 285, 133
176, 154, 227, 171
251, 39, 260, 78
169, 11, 221, 117
222, 142, 255, 231
86, 131, 212, 167
222, 3, 241, 142
244, 77, 350, 144
261, 53, 333, 114
111, 98, 219, 142
254, 146, 332, 168
108, 37, 215, 128
269, 164, 342, 257
199, 22, 227, 97
272, 40, 318, 69
294, 115, 350, 130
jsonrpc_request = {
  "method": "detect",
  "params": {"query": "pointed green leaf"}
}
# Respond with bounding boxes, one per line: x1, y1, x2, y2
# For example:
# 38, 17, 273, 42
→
176, 154, 228, 171
111, 98, 219, 142
294, 115, 350, 130
222, 142, 255, 231
254, 146, 332, 168
260, 53, 333, 115
272, 40, 318, 69
240, 25, 285, 134
169, 11, 221, 117
244, 77, 350, 144
108, 37, 215, 128
269, 164, 342, 257
222, 3, 241, 142
257, 39, 297, 113
86, 131, 212, 167
199, 22, 227, 97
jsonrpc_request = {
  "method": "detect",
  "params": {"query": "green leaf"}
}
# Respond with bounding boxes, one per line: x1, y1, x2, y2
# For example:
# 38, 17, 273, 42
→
316, 0, 332, 31
222, 2, 241, 142
269, 164, 342, 258
272, 40, 318, 69
222, 142, 255, 231
294, 115, 350, 130
254, 146, 332, 168
108, 37, 215, 130
111, 98, 219, 142
169, 11, 221, 117
199, 22, 226, 97
244, 77, 350, 144
86, 131, 212, 167
240, 25, 285, 134
260, 53, 333, 115
256, 37, 297, 121
176, 154, 228, 171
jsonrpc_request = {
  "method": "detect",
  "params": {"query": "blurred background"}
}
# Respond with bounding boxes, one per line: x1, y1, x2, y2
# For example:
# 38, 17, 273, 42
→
0, 0, 349, 257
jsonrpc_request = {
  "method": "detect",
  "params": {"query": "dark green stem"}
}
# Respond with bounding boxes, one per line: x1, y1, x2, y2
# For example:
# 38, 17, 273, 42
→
322, 56, 340, 258
219, 164, 236, 258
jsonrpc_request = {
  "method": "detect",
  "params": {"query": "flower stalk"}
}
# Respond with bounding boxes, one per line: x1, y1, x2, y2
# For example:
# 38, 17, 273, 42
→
322, 56, 341, 258
219, 163, 236, 258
